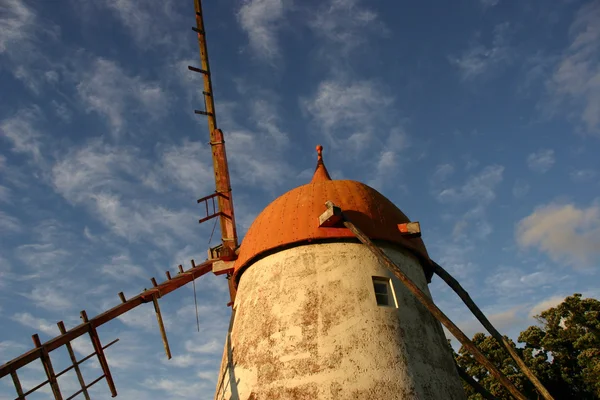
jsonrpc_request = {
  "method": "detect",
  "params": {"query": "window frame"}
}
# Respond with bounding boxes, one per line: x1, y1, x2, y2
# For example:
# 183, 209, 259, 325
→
371, 276, 398, 308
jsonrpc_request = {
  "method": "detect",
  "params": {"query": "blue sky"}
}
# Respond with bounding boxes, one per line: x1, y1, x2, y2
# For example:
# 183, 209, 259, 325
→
1, 0, 599, 398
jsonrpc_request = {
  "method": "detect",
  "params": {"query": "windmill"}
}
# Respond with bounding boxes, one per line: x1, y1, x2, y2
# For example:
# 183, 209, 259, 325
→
0, 1, 555, 399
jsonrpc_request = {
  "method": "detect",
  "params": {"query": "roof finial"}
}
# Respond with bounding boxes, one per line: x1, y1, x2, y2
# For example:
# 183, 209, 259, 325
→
311, 144, 331, 182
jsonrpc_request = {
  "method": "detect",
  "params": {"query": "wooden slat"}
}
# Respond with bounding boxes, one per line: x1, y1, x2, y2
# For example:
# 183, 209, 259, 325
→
80, 311, 117, 397
32, 334, 63, 400
0, 259, 216, 379
57, 321, 90, 400
152, 296, 172, 359
10, 370, 24, 399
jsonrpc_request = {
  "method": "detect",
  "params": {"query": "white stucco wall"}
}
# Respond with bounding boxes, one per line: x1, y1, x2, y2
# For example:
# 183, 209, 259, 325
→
214, 242, 466, 400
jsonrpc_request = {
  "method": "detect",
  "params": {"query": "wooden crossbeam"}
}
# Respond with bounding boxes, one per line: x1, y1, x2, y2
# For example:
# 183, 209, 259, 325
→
32, 334, 63, 400
80, 310, 117, 397
57, 321, 90, 400
0, 258, 216, 379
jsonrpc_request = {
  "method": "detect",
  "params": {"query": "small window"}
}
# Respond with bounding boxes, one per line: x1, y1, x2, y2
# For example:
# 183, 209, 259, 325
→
372, 277, 397, 307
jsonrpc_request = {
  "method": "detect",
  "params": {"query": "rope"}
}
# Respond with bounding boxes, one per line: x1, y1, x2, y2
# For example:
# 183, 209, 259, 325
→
208, 216, 218, 245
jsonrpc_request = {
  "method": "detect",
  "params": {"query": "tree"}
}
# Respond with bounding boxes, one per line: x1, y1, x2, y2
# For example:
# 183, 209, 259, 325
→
454, 294, 600, 400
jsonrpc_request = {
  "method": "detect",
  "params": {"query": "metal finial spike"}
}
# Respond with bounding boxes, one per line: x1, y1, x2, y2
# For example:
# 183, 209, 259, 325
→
316, 145, 323, 161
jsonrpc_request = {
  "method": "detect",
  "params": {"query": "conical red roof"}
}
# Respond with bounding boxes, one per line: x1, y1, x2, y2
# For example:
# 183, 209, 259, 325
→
232, 146, 432, 284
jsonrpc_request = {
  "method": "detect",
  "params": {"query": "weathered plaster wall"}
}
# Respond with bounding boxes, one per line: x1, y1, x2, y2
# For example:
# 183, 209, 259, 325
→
214, 242, 465, 400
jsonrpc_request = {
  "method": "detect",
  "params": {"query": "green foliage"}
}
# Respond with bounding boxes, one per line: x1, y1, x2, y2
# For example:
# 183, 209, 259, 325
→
453, 294, 600, 400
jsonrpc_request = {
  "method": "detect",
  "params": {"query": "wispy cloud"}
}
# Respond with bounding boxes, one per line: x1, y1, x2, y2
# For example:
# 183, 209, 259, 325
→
76, 58, 168, 134
237, 0, 289, 63
368, 128, 409, 191
0, 107, 44, 163
450, 22, 513, 80
96, 0, 187, 54
480, 0, 500, 8
12, 312, 60, 336
436, 165, 504, 204
144, 139, 215, 195
50, 138, 209, 251
570, 169, 597, 182
431, 164, 456, 185
547, 1, 600, 133
301, 78, 393, 149
0, 0, 60, 92
484, 266, 569, 297
517, 202, 600, 267
16, 243, 70, 272
528, 294, 567, 318
301, 77, 410, 190
527, 148, 555, 173
144, 377, 216, 398
309, 0, 387, 55
90, 193, 195, 247
101, 254, 146, 281
52, 139, 141, 203
0, 211, 22, 234
512, 178, 530, 198
216, 89, 293, 191
21, 284, 75, 311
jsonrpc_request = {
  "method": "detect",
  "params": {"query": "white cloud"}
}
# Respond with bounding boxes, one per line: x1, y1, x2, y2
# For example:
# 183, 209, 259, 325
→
0, 184, 10, 203
432, 164, 455, 184
0, 0, 35, 54
51, 100, 73, 122
436, 165, 504, 204
251, 98, 289, 147
480, 0, 500, 8
517, 202, 600, 267
101, 254, 147, 281
512, 179, 530, 198
216, 92, 293, 190
12, 312, 59, 336
454, 307, 527, 341
527, 149, 555, 173
51, 138, 205, 247
144, 139, 214, 195
301, 78, 409, 190
570, 169, 597, 182
0, 340, 30, 366
16, 243, 70, 272
90, 193, 194, 246
0, 211, 21, 233
528, 295, 566, 318
485, 266, 568, 297
76, 58, 168, 134
368, 128, 410, 191
0, 0, 60, 92
548, 2, 600, 133
302, 79, 392, 134
237, 0, 288, 62
309, 0, 387, 55
144, 377, 215, 398
164, 353, 197, 368
432, 165, 504, 252
52, 139, 140, 203
450, 22, 513, 80
301, 78, 393, 151
0, 107, 44, 162
117, 306, 158, 331
184, 339, 222, 355
21, 284, 74, 311
101, 0, 180, 48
